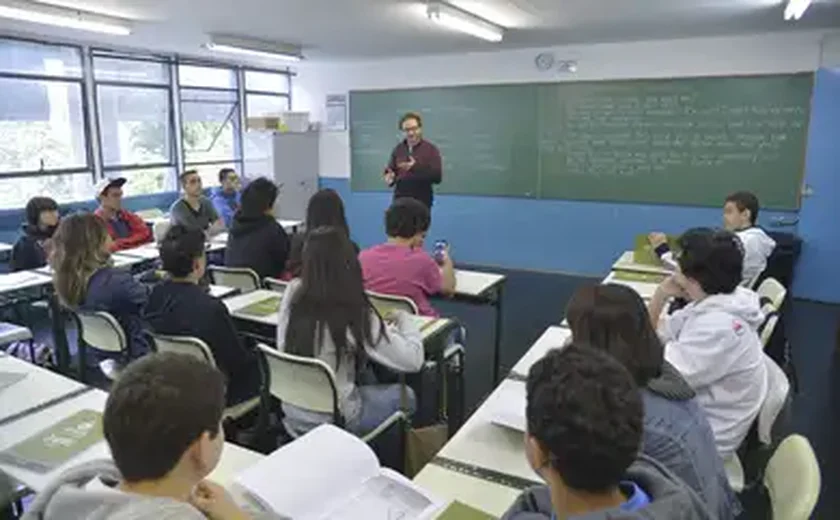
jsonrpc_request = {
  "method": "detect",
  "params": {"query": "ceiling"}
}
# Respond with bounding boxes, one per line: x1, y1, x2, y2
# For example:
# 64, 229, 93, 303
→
0, 0, 839, 63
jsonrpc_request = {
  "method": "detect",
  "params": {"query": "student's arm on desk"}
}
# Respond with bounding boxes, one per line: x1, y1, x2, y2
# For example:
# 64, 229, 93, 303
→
366, 311, 424, 373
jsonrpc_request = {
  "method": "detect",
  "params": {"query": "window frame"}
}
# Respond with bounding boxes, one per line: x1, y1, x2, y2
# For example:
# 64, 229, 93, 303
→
0, 38, 94, 180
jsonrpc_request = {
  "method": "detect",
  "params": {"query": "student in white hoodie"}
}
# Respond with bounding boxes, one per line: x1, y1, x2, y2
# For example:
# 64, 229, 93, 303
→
23, 353, 249, 520
277, 226, 425, 437
648, 228, 768, 457
649, 191, 776, 286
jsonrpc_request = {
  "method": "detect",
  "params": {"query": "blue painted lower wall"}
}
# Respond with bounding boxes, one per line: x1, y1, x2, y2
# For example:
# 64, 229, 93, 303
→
321, 177, 798, 277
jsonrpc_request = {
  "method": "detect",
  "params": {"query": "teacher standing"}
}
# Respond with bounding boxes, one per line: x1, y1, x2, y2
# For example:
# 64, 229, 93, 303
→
383, 112, 442, 208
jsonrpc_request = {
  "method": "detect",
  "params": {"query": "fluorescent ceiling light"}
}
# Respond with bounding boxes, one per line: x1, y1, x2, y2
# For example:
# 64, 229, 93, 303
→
206, 35, 303, 62
784, 0, 812, 20
426, 1, 505, 43
0, 0, 131, 35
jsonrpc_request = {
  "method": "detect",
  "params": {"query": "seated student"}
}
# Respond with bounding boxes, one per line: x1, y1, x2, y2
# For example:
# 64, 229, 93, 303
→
649, 191, 776, 286
10, 196, 59, 271
23, 353, 249, 520
648, 228, 768, 457
145, 225, 261, 406
51, 213, 151, 367
566, 284, 739, 519
277, 226, 424, 437
93, 178, 153, 252
502, 345, 713, 520
210, 167, 241, 228
170, 170, 225, 236
225, 177, 290, 280
359, 198, 455, 317
285, 188, 358, 279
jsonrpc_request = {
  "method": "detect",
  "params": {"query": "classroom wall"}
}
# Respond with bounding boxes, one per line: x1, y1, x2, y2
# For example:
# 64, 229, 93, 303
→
293, 31, 840, 300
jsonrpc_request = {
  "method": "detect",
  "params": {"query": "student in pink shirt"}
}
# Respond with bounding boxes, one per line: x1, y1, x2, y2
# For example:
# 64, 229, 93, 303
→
359, 198, 456, 317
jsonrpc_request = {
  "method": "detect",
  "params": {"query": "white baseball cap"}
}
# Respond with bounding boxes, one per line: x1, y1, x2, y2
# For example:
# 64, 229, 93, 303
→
94, 177, 127, 197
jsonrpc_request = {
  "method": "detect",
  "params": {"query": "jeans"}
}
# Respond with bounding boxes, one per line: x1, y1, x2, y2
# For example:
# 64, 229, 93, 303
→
348, 384, 416, 436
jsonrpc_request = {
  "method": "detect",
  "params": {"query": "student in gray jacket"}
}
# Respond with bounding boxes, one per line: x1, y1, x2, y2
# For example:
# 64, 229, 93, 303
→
566, 284, 739, 519
502, 345, 712, 520
23, 354, 249, 520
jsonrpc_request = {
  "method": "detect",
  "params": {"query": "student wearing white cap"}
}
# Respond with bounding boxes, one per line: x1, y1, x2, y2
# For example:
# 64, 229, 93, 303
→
93, 177, 152, 252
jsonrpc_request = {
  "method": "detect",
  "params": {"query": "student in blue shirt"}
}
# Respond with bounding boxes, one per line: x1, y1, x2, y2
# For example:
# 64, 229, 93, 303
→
502, 345, 712, 520
209, 167, 241, 228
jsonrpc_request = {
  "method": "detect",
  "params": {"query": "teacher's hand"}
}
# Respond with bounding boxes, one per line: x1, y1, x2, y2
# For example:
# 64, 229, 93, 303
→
383, 169, 396, 185
397, 157, 415, 172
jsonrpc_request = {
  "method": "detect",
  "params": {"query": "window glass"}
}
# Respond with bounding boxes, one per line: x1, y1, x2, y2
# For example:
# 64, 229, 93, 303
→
97, 85, 172, 167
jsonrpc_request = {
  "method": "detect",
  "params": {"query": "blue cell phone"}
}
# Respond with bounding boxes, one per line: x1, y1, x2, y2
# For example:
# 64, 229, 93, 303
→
433, 240, 448, 264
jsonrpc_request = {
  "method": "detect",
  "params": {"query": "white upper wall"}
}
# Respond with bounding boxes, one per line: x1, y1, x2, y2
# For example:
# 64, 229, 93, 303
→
291, 31, 836, 178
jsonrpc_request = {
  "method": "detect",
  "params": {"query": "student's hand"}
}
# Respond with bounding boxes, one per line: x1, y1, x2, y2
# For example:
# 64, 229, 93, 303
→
397, 157, 415, 172
648, 232, 668, 248
657, 275, 687, 299
190, 480, 250, 520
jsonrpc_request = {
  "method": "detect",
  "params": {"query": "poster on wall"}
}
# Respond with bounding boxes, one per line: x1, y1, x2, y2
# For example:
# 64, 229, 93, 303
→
326, 94, 348, 131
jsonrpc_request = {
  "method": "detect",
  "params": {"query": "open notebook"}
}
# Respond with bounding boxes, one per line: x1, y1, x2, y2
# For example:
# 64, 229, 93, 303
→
486, 380, 527, 433
235, 425, 443, 520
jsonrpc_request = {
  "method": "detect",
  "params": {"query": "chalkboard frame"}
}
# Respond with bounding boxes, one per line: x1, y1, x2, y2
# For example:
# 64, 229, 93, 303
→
349, 72, 814, 210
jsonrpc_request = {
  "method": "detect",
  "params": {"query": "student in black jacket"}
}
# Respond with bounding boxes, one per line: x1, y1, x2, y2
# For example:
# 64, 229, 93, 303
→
225, 177, 290, 280
10, 197, 59, 271
144, 225, 261, 406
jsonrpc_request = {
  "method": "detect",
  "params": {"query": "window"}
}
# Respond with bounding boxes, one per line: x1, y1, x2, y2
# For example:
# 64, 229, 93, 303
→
244, 70, 289, 94
246, 94, 290, 118
243, 69, 291, 177
94, 55, 174, 195
179, 64, 242, 189
0, 39, 90, 208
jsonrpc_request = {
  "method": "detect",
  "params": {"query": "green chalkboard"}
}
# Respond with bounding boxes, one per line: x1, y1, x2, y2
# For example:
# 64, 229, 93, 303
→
349, 73, 812, 209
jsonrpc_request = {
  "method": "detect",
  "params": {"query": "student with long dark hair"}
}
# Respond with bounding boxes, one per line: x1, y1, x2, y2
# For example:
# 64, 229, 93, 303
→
566, 284, 739, 519
225, 177, 290, 280
51, 213, 151, 370
285, 188, 357, 278
277, 226, 424, 437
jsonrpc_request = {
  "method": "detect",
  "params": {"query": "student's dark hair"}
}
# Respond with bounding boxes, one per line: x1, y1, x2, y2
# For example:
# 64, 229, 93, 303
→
25, 196, 58, 226
677, 227, 744, 295
566, 284, 663, 386
179, 169, 199, 185
527, 344, 643, 492
306, 189, 350, 237
239, 177, 278, 219
159, 225, 205, 278
103, 353, 225, 482
725, 191, 760, 225
51, 212, 110, 307
385, 198, 430, 239
399, 112, 422, 129
218, 167, 236, 184
285, 226, 387, 367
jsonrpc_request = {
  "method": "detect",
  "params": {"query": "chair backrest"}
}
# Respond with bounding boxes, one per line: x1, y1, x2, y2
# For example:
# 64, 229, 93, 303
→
152, 220, 172, 243
764, 434, 820, 520
758, 355, 791, 445
264, 277, 289, 294
759, 312, 780, 349
75, 311, 127, 353
209, 266, 261, 293
757, 277, 787, 310
151, 334, 216, 367
367, 290, 419, 316
257, 344, 341, 423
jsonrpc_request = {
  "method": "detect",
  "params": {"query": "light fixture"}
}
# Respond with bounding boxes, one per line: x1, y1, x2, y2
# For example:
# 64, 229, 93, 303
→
426, 1, 505, 43
784, 0, 812, 20
206, 35, 303, 62
0, 0, 131, 35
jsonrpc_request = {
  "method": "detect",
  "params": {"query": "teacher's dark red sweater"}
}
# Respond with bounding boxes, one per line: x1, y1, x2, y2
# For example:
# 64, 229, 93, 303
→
387, 139, 442, 208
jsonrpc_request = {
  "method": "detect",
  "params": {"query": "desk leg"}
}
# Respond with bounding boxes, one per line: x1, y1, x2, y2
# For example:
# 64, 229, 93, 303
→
492, 285, 505, 384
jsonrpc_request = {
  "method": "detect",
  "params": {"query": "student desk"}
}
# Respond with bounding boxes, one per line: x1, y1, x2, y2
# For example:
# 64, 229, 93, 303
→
509, 326, 571, 380
34, 254, 144, 276
118, 244, 163, 261
0, 242, 13, 263
0, 271, 52, 307
0, 355, 87, 426
602, 271, 660, 300
0, 357, 262, 493
450, 269, 507, 383
277, 219, 303, 233
612, 251, 673, 276
209, 284, 239, 299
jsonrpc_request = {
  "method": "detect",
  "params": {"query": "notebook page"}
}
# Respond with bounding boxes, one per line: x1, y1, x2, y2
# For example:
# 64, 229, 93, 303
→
316, 467, 442, 520
235, 425, 381, 519
487, 380, 527, 432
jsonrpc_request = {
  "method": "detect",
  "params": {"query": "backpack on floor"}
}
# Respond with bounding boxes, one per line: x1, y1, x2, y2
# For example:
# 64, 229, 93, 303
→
4, 340, 55, 369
